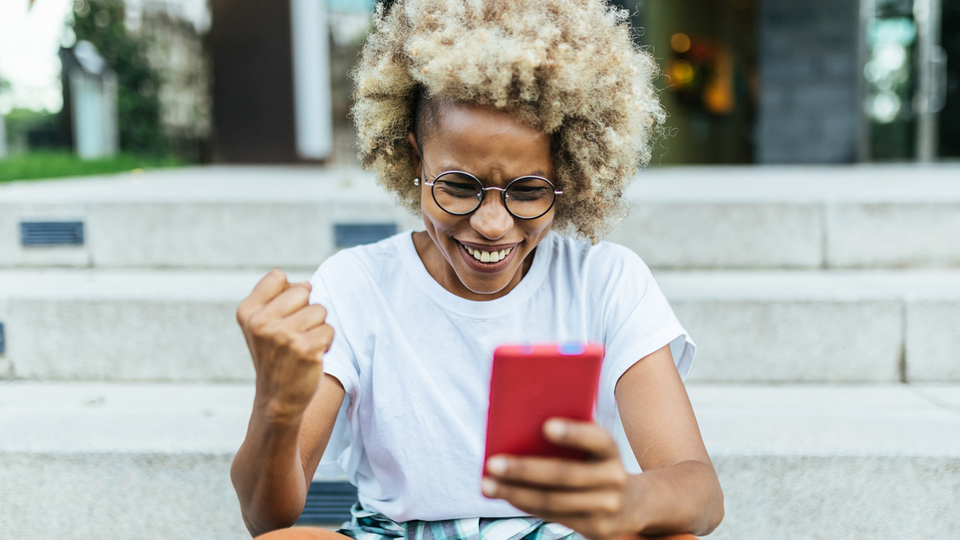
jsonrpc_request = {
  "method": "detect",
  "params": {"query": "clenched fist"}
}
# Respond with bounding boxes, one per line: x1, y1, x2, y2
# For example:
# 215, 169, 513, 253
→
237, 269, 334, 424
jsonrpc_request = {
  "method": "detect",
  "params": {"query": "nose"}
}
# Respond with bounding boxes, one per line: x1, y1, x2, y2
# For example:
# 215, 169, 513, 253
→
469, 191, 513, 240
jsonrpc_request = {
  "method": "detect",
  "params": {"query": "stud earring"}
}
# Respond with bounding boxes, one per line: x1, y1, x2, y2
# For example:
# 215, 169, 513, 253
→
414, 178, 420, 186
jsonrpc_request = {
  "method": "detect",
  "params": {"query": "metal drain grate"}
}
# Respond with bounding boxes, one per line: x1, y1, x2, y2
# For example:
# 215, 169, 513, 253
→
334, 223, 397, 248
298, 481, 357, 524
20, 221, 85, 246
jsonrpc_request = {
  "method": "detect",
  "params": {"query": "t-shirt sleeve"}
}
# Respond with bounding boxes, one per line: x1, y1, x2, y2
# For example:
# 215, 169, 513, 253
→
309, 271, 360, 400
308, 269, 361, 479
593, 244, 696, 428
588, 244, 696, 474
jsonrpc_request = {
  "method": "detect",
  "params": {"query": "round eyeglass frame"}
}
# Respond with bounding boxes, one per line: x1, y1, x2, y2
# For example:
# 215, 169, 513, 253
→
417, 169, 563, 221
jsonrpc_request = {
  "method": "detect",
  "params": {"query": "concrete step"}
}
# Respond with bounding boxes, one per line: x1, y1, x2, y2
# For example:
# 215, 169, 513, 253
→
0, 382, 253, 540
1, 269, 958, 383
658, 270, 960, 383
609, 164, 960, 270
0, 166, 420, 271
0, 382, 957, 539
690, 383, 960, 540
0, 269, 307, 382
2, 164, 959, 271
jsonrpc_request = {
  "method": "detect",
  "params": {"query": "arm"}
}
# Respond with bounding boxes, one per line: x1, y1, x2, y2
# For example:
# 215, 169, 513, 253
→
613, 343, 724, 536
232, 374, 345, 536
229, 269, 347, 537
482, 344, 723, 539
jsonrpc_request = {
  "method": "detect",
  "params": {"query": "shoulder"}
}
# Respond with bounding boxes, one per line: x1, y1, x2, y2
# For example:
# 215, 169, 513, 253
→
541, 235, 660, 312
310, 232, 408, 297
546, 234, 651, 280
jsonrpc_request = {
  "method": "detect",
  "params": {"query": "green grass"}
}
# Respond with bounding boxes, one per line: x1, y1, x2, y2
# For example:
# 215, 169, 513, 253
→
0, 151, 182, 183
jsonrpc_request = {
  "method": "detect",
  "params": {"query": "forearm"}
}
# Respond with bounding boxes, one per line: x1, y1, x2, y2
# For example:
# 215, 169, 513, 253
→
231, 401, 309, 537
623, 460, 724, 537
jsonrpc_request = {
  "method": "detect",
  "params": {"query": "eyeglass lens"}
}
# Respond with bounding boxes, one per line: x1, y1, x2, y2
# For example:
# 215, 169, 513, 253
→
431, 172, 556, 219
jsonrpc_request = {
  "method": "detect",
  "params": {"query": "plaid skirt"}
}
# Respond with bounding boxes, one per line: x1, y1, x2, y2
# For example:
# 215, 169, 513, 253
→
338, 503, 583, 540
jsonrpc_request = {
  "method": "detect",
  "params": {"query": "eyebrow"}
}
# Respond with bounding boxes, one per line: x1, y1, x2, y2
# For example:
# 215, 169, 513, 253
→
429, 161, 551, 181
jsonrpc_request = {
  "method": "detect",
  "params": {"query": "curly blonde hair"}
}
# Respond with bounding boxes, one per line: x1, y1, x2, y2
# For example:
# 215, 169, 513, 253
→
352, 0, 665, 242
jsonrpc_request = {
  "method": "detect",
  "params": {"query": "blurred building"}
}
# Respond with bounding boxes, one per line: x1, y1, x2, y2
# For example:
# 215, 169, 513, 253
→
200, 0, 958, 165
139, 5, 212, 162
624, 0, 959, 164
124, 0, 213, 162
209, 0, 334, 163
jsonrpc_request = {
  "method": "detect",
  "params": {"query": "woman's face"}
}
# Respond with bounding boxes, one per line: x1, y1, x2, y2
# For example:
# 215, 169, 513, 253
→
409, 101, 556, 301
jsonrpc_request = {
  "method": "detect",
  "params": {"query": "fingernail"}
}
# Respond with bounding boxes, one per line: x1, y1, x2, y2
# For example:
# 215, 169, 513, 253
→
486, 457, 507, 475
544, 419, 566, 439
481, 477, 497, 496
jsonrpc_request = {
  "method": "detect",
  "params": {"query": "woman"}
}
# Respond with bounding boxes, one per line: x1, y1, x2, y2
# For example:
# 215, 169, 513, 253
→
231, 1, 724, 539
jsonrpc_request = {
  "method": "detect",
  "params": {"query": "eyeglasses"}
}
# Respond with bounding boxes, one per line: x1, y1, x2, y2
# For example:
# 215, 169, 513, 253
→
416, 152, 562, 220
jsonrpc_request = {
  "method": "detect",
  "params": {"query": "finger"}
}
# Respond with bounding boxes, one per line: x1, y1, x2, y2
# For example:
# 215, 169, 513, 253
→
281, 324, 335, 373
299, 323, 335, 357
481, 477, 621, 516
284, 304, 329, 332
238, 269, 291, 322
543, 419, 620, 460
257, 282, 313, 321
485, 455, 625, 490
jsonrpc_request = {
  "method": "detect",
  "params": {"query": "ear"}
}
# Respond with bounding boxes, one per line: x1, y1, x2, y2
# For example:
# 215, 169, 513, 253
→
408, 132, 422, 176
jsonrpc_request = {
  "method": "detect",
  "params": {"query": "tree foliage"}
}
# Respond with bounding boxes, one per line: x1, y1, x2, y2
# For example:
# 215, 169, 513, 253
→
70, 0, 166, 155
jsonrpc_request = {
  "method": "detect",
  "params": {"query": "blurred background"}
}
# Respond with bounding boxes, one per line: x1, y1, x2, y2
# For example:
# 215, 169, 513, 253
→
1, 1, 959, 540
0, 0, 957, 173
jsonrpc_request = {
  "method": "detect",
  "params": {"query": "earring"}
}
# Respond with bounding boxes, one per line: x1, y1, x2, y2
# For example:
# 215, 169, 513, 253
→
414, 178, 420, 186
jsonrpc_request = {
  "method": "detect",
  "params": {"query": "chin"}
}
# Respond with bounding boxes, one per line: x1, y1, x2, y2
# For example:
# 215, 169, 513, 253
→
459, 275, 513, 296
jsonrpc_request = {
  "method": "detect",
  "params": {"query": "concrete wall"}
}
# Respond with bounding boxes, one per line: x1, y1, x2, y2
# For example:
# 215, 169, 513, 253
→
756, 0, 861, 163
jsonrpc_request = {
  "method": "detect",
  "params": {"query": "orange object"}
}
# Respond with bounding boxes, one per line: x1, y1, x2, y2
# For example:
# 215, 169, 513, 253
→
703, 46, 735, 114
670, 33, 692, 53
255, 527, 352, 540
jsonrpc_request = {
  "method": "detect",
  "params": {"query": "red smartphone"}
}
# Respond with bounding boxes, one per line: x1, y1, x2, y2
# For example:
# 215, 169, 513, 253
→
483, 342, 604, 462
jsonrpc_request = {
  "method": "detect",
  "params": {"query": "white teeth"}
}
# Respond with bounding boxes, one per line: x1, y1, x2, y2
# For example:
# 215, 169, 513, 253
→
463, 244, 513, 263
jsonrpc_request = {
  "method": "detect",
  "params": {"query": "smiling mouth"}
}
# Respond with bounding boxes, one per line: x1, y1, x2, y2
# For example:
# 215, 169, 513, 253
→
459, 242, 514, 263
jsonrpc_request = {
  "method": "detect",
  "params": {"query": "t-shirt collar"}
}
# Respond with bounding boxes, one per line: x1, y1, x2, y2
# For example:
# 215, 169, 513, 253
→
397, 230, 552, 319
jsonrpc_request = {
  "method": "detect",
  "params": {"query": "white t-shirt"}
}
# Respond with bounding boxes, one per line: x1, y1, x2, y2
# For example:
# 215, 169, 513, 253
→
308, 231, 695, 523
